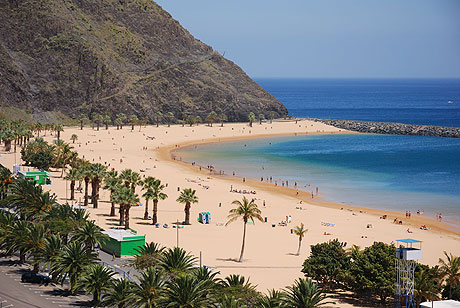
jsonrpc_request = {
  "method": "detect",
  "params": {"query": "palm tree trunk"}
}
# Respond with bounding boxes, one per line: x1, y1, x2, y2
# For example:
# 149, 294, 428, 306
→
80, 121, 83, 130
19, 249, 26, 263
238, 222, 247, 262
152, 200, 159, 224
33, 263, 40, 273
143, 199, 149, 220
70, 181, 75, 200
110, 192, 115, 216
119, 204, 125, 225
92, 180, 99, 208
297, 238, 302, 255
124, 206, 130, 229
84, 178, 89, 206
184, 203, 191, 225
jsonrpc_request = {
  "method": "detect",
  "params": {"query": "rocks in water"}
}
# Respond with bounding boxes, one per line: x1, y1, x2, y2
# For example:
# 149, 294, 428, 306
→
313, 119, 460, 138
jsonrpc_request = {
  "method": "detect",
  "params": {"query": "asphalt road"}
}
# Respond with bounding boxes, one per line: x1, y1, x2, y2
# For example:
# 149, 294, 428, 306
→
0, 257, 90, 308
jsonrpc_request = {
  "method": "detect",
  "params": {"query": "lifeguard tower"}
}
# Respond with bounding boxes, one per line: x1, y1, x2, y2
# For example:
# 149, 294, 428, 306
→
395, 239, 423, 308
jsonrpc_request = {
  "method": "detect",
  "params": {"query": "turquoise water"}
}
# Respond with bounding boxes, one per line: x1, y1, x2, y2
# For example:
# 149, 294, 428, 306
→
178, 134, 460, 227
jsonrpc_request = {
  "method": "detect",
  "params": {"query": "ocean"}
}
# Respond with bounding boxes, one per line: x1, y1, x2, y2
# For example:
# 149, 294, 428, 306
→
178, 79, 460, 227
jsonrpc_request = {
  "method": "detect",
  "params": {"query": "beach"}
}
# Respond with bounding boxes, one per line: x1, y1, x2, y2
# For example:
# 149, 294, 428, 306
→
1, 119, 459, 305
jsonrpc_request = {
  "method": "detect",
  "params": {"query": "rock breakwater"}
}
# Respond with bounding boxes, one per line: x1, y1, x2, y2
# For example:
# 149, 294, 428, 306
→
313, 119, 460, 138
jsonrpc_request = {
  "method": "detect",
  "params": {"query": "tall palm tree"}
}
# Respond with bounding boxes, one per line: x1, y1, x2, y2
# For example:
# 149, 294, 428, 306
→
129, 115, 138, 131
39, 234, 63, 281
113, 185, 139, 229
248, 112, 256, 127
293, 223, 308, 256
89, 163, 107, 208
104, 114, 112, 130
101, 278, 134, 308
55, 124, 64, 140
115, 117, 123, 130
226, 197, 263, 262
142, 177, 168, 223
160, 275, 214, 308
132, 242, 165, 270
166, 112, 174, 127
259, 114, 265, 124
93, 113, 103, 131
51, 241, 98, 294
155, 111, 163, 127
269, 111, 275, 124
73, 221, 108, 251
219, 113, 228, 127
79, 115, 88, 130
65, 168, 81, 201
132, 266, 165, 308
77, 264, 115, 306
80, 164, 92, 207
22, 223, 49, 272
159, 247, 197, 277
117, 113, 127, 129
104, 170, 121, 216
438, 251, 460, 298
281, 277, 335, 308
120, 169, 142, 192
206, 111, 218, 127
0, 166, 13, 200
176, 188, 198, 225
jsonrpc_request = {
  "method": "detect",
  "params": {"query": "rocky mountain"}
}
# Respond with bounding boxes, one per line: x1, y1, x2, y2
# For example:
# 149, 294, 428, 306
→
0, 0, 287, 122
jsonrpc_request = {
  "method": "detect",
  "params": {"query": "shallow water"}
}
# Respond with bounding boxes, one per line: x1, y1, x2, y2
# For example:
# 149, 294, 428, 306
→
177, 134, 460, 227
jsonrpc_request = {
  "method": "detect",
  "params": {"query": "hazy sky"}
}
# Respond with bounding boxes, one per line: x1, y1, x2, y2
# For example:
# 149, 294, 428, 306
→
155, 0, 460, 78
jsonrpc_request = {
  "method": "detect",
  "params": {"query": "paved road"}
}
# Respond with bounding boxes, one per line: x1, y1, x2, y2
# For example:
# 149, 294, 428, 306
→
0, 257, 90, 308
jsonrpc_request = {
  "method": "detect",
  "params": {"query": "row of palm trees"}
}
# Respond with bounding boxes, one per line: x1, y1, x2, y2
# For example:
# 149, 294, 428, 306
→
0, 175, 333, 307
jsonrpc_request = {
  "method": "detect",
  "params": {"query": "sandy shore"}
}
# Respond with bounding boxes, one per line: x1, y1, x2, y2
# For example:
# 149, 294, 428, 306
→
1, 119, 459, 307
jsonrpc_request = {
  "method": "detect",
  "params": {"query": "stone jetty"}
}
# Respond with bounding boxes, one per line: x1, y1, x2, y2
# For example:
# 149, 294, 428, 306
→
313, 119, 460, 138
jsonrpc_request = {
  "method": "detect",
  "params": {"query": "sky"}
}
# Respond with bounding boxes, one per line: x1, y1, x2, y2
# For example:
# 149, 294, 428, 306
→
155, 0, 460, 79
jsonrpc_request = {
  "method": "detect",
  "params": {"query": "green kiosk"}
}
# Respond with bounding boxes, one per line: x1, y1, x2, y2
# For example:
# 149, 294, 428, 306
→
18, 170, 51, 185
101, 229, 145, 257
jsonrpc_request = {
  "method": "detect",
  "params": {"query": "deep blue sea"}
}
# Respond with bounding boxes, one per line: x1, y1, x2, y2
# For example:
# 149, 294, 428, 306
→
255, 78, 460, 127
180, 79, 460, 227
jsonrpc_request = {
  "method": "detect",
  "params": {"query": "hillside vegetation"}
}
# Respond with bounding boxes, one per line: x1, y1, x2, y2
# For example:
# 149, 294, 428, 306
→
0, 0, 287, 122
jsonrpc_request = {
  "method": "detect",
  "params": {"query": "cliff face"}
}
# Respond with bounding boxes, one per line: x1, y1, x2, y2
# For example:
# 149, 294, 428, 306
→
0, 0, 287, 122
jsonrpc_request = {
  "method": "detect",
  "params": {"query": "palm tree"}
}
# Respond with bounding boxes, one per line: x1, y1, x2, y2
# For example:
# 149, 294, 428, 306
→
176, 188, 198, 225
104, 170, 121, 216
161, 275, 214, 308
77, 264, 115, 306
226, 197, 263, 262
120, 169, 142, 192
73, 221, 108, 251
281, 277, 335, 308
88, 163, 107, 208
39, 234, 63, 282
166, 112, 174, 127
257, 289, 283, 308
293, 223, 308, 256
117, 113, 127, 129
80, 164, 92, 207
259, 114, 265, 124
51, 241, 98, 294
70, 134, 78, 143
101, 278, 134, 308
65, 168, 81, 201
93, 113, 103, 131
115, 117, 123, 130
415, 267, 440, 306
132, 266, 165, 308
129, 115, 138, 131
142, 177, 167, 223
186, 115, 195, 127
219, 113, 228, 127
270, 111, 275, 124
23, 224, 49, 272
155, 111, 163, 127
0, 166, 13, 200
132, 242, 165, 270
104, 114, 112, 130
159, 247, 197, 277
78, 115, 88, 130
206, 111, 218, 127
248, 112, 256, 127
55, 124, 64, 140
438, 251, 460, 298
113, 185, 139, 229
